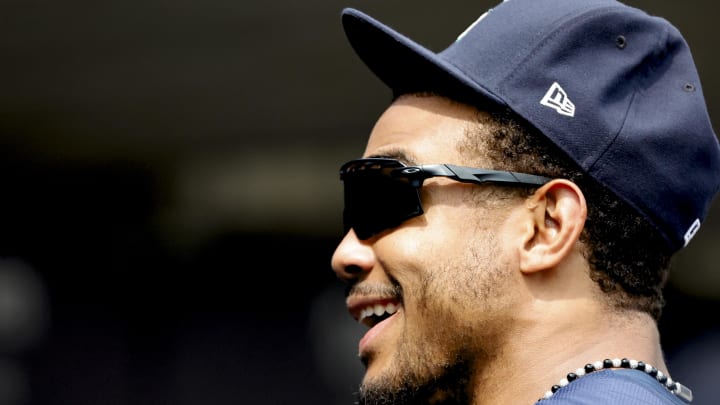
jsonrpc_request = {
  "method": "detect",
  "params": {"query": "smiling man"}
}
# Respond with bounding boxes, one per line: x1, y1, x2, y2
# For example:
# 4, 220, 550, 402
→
329, 0, 720, 404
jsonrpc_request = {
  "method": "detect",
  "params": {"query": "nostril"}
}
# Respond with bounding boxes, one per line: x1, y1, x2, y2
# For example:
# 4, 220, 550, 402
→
345, 265, 364, 274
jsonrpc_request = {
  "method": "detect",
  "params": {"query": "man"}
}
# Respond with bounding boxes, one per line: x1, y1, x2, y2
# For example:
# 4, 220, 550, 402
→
329, 0, 720, 404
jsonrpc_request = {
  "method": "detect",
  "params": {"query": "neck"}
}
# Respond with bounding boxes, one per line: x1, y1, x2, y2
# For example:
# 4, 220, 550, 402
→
471, 300, 667, 404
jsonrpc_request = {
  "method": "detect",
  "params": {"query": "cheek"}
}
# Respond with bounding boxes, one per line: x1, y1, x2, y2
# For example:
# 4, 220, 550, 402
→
390, 230, 488, 317
414, 224, 515, 318
421, 185, 488, 232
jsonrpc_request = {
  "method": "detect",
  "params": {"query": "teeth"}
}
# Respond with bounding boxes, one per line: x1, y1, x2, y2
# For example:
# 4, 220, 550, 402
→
359, 302, 399, 322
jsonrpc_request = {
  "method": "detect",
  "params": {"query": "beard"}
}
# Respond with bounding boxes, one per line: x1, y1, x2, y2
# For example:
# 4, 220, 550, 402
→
354, 225, 509, 405
356, 356, 472, 405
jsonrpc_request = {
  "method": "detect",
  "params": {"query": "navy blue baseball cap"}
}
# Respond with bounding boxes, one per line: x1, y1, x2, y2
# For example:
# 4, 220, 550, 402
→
341, 0, 720, 252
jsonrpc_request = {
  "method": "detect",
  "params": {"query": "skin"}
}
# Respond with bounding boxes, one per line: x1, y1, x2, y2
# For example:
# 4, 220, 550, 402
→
331, 94, 671, 404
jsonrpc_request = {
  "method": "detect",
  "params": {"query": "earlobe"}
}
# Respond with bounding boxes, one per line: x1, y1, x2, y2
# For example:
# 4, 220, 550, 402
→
519, 180, 587, 274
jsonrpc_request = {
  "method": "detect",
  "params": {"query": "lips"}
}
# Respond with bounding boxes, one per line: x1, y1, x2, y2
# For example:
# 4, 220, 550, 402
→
346, 294, 402, 359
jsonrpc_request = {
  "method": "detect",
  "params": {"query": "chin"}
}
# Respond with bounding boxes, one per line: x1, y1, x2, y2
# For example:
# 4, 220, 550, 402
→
355, 360, 471, 405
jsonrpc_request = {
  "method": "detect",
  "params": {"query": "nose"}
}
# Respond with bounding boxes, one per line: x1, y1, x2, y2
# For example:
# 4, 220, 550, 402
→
331, 229, 375, 282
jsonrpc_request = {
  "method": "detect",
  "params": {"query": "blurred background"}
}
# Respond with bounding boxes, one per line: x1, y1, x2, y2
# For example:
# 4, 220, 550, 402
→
0, 0, 717, 404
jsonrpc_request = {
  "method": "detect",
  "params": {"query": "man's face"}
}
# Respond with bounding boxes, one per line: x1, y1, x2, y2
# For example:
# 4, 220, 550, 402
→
331, 95, 526, 404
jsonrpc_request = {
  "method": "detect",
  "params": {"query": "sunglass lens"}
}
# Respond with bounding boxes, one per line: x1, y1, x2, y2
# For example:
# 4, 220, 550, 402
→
343, 173, 423, 239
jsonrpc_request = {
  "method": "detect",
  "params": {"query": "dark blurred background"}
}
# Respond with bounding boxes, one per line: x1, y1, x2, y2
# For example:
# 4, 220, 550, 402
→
0, 1, 717, 404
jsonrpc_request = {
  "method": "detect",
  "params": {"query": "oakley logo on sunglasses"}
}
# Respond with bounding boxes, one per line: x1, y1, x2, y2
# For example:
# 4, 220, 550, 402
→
339, 158, 552, 240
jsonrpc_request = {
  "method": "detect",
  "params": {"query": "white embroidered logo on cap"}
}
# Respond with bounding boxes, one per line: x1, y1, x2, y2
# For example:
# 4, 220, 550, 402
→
683, 218, 701, 246
456, 0, 514, 42
456, 11, 490, 41
540, 82, 575, 117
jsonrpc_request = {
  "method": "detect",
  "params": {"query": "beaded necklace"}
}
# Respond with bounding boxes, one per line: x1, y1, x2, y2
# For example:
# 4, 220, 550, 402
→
538, 358, 692, 403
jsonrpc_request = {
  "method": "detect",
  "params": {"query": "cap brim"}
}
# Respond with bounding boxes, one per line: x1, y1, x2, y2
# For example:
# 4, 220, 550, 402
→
341, 8, 504, 107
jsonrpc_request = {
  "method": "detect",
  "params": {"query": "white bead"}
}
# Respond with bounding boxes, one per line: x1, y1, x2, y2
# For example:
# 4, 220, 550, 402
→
544, 391, 554, 399
593, 360, 604, 370
559, 378, 569, 387
575, 368, 585, 376
665, 377, 674, 387
612, 358, 622, 367
629, 359, 638, 369
644, 363, 653, 373
656, 370, 664, 380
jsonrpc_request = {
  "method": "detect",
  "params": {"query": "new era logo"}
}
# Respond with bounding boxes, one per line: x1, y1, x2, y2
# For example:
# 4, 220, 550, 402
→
683, 218, 701, 246
540, 82, 575, 117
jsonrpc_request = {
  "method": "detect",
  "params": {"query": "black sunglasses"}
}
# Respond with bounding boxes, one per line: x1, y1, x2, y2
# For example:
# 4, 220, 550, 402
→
339, 158, 552, 240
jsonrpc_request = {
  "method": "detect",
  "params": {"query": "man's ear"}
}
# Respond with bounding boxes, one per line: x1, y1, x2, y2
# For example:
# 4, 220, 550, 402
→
518, 179, 587, 273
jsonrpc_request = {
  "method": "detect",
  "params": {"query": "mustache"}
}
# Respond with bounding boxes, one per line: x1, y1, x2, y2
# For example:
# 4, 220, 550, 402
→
345, 282, 402, 299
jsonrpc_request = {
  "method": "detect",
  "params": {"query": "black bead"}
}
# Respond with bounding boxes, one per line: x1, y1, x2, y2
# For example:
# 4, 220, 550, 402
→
584, 364, 595, 373
658, 375, 667, 384
551, 385, 561, 393
603, 359, 614, 368
620, 358, 631, 368
668, 382, 677, 391
636, 361, 646, 370
648, 367, 658, 377
567, 372, 577, 382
